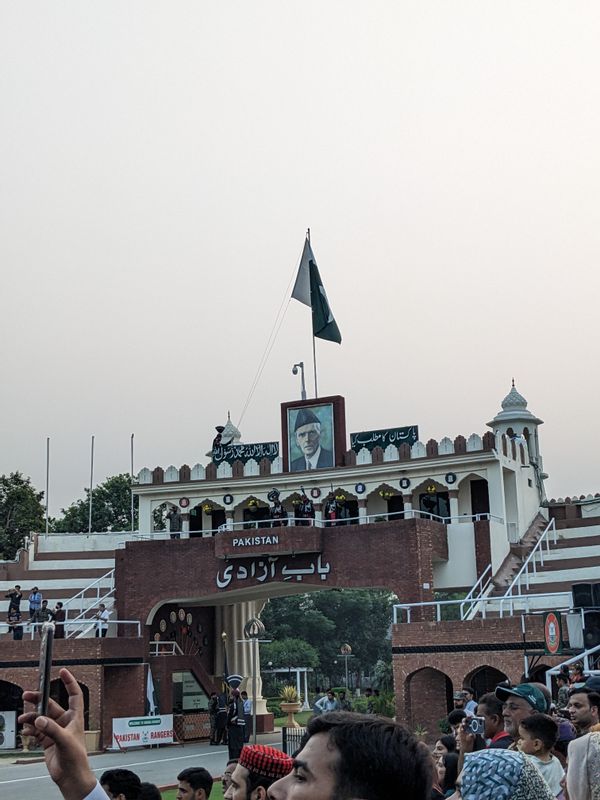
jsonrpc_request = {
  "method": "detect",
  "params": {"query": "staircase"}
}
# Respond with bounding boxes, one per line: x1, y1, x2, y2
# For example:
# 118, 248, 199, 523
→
0, 532, 139, 630
490, 520, 600, 613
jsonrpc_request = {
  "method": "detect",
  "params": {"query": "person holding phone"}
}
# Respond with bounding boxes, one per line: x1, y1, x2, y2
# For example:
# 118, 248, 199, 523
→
94, 604, 110, 637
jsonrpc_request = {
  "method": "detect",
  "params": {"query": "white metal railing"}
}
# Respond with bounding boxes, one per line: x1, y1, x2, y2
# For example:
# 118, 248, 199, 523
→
393, 590, 571, 624
503, 518, 557, 598
149, 641, 184, 656
459, 564, 493, 620
0, 619, 141, 639
63, 569, 116, 638
545, 645, 600, 692
119, 511, 504, 542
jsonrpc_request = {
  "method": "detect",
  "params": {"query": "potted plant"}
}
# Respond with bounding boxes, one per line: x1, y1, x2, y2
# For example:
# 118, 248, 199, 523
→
279, 685, 302, 728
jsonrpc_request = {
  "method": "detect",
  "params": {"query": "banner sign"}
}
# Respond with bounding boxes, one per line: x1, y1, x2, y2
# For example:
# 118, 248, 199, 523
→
112, 714, 174, 748
212, 442, 279, 465
544, 611, 563, 655
350, 426, 418, 453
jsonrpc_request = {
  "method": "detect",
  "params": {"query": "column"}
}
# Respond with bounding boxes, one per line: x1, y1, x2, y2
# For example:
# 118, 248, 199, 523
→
181, 513, 190, 539
403, 494, 413, 519
358, 499, 367, 524
226, 511, 234, 531
314, 503, 323, 527
448, 491, 459, 521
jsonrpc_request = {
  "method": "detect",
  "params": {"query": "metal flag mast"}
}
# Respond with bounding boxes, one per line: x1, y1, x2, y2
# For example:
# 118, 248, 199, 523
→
44, 437, 50, 538
307, 228, 319, 398
88, 435, 95, 536
130, 433, 135, 533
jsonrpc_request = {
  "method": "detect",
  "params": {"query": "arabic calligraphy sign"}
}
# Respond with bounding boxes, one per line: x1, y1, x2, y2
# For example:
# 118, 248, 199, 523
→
350, 425, 419, 453
212, 441, 279, 465
216, 554, 331, 589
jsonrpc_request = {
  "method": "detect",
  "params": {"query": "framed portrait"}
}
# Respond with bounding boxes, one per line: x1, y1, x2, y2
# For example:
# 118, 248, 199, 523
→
281, 395, 347, 473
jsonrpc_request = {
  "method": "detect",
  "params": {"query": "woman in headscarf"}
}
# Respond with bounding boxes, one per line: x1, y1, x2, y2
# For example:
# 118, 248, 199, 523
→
448, 748, 554, 800
566, 731, 600, 800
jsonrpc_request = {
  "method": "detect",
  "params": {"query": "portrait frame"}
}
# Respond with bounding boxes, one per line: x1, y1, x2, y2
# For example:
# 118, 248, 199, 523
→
281, 395, 347, 473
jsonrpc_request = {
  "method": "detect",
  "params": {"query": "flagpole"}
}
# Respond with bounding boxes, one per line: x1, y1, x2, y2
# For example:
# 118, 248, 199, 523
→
88, 435, 95, 536
130, 433, 135, 533
45, 437, 50, 538
306, 228, 319, 398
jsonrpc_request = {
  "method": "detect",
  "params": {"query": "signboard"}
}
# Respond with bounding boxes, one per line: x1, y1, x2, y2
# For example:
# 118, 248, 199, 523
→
350, 426, 418, 453
112, 714, 174, 748
544, 611, 563, 655
212, 442, 279, 465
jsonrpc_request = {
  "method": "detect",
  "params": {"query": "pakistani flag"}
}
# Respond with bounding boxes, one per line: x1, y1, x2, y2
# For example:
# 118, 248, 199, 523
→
146, 665, 158, 716
292, 237, 342, 344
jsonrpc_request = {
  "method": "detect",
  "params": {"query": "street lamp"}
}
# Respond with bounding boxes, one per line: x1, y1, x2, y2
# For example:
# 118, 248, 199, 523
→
292, 362, 307, 400
340, 644, 354, 690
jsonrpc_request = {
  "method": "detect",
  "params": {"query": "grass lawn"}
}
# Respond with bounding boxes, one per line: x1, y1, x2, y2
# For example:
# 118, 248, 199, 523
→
163, 786, 224, 800
273, 710, 312, 728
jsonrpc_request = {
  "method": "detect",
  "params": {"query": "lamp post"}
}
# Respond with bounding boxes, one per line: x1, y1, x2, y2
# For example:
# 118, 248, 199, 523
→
242, 618, 270, 745
340, 644, 354, 690
292, 362, 307, 400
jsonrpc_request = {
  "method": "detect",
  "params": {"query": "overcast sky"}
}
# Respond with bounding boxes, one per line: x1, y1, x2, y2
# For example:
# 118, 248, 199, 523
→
1, 2, 598, 518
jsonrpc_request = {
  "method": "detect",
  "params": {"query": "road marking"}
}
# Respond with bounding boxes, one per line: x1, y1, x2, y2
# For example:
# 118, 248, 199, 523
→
0, 748, 230, 786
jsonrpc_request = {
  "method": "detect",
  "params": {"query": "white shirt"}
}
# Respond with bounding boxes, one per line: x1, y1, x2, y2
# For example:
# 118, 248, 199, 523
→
528, 754, 565, 796
84, 781, 110, 800
96, 609, 110, 630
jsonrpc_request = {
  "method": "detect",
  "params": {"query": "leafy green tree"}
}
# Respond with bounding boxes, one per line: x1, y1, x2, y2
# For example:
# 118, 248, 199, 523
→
0, 472, 45, 559
261, 637, 319, 671
54, 473, 138, 533
260, 589, 394, 689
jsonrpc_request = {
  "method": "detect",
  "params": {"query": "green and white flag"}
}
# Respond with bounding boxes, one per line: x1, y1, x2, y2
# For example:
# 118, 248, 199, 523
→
292, 237, 342, 344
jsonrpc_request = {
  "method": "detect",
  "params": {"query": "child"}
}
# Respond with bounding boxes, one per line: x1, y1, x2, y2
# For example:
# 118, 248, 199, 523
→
517, 713, 564, 797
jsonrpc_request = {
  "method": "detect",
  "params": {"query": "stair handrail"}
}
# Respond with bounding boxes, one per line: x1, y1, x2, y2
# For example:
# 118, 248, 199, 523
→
460, 564, 493, 620
63, 569, 116, 637
502, 518, 557, 598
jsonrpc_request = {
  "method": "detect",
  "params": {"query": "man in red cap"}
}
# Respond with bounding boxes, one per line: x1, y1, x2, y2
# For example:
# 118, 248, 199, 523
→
224, 744, 293, 800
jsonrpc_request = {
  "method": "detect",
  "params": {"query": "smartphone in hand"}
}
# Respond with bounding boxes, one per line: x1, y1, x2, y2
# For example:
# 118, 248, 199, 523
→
37, 622, 55, 717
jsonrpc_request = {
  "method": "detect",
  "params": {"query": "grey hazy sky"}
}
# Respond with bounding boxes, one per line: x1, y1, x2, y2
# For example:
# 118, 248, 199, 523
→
1, 2, 598, 518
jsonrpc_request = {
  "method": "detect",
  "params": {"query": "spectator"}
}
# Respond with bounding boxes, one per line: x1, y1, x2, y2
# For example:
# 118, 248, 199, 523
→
436, 752, 459, 797
32, 600, 52, 632
433, 735, 457, 759
52, 602, 66, 639
553, 718, 576, 767
495, 683, 547, 740
5, 584, 22, 612
267, 711, 432, 800
177, 767, 213, 800
479, 692, 513, 749
139, 783, 161, 800
447, 709, 467, 738
28, 586, 43, 618
462, 687, 477, 716
556, 668, 570, 709
453, 691, 468, 712
7, 607, 23, 640
569, 661, 586, 689
94, 604, 110, 638
566, 731, 600, 800
338, 690, 352, 711
224, 744, 292, 800
456, 749, 554, 799
314, 690, 338, 715
516, 713, 563, 797
567, 688, 600, 736
100, 769, 142, 800
221, 760, 237, 794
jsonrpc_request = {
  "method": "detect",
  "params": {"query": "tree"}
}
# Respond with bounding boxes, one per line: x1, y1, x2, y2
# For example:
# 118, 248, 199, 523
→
261, 638, 319, 671
54, 473, 138, 533
260, 589, 394, 689
0, 472, 45, 559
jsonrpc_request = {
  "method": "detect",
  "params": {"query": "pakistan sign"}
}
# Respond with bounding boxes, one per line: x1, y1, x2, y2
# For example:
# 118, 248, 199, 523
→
350, 425, 418, 453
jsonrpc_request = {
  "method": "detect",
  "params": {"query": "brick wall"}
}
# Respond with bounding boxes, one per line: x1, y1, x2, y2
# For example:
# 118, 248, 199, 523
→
393, 614, 567, 735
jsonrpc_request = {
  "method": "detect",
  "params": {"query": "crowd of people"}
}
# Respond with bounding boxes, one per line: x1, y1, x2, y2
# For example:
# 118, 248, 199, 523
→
430, 669, 600, 799
3, 583, 110, 639
15, 663, 600, 800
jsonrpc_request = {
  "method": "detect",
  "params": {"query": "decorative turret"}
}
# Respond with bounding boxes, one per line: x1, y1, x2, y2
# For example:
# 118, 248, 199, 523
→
487, 380, 545, 472
221, 412, 242, 446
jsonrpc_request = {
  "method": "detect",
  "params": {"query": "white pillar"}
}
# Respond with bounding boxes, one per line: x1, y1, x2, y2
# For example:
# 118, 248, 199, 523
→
449, 491, 459, 520
403, 495, 413, 519
358, 500, 367, 524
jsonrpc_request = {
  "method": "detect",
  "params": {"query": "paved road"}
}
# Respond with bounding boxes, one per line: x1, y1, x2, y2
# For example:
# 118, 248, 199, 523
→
0, 733, 283, 800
